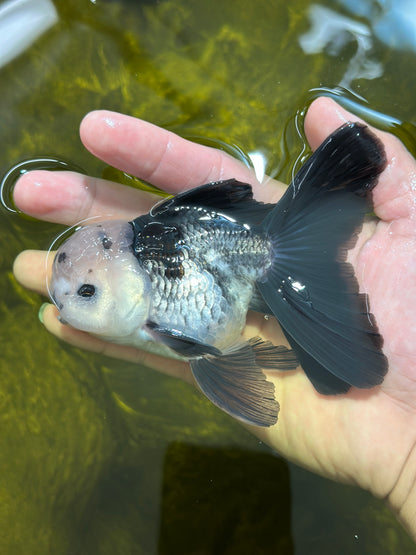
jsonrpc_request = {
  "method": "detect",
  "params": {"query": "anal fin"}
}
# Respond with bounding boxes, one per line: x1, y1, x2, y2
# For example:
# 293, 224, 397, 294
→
191, 340, 280, 427
249, 336, 298, 371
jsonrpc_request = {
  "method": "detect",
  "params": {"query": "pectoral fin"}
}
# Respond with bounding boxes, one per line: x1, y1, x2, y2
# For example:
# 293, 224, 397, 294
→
146, 321, 221, 357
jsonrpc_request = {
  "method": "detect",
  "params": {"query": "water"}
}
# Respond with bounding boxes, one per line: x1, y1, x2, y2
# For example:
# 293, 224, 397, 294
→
0, 0, 415, 553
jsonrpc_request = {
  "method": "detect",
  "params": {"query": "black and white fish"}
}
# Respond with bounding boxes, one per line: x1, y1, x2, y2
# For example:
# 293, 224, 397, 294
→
49, 123, 388, 427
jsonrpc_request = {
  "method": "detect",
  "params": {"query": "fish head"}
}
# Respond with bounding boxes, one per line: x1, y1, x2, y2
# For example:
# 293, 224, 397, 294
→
49, 220, 151, 340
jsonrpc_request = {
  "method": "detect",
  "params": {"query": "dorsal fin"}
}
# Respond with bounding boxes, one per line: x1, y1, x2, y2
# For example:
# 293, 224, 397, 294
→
152, 179, 274, 226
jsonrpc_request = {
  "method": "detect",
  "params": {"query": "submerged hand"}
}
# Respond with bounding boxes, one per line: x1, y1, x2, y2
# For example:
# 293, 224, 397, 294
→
13, 97, 416, 539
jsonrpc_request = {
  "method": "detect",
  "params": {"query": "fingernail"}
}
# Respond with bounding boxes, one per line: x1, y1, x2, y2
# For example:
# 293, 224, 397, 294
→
38, 302, 49, 324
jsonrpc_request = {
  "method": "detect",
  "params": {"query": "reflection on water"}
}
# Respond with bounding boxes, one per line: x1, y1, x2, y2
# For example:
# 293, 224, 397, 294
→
299, 4, 383, 89
0, 0, 57, 68
300, 0, 416, 89
337, 0, 416, 52
0, 0, 416, 553
300, 5, 383, 89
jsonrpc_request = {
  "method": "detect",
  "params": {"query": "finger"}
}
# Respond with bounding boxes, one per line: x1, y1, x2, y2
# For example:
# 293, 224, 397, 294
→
13, 170, 161, 225
305, 97, 416, 222
80, 110, 258, 191
13, 157, 286, 228
40, 303, 193, 383
80, 110, 288, 203
13, 250, 51, 296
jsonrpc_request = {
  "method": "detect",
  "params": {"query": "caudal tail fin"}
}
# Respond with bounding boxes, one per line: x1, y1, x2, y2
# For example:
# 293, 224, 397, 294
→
257, 122, 388, 394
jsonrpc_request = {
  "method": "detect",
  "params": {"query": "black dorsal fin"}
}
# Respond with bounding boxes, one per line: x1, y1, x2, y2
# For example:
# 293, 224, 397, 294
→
152, 179, 274, 226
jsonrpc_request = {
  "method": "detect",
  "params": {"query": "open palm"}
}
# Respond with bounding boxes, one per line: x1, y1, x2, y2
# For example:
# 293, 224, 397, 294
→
13, 97, 416, 539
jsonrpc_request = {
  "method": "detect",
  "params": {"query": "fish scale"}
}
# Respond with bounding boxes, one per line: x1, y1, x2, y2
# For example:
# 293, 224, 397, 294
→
133, 210, 272, 348
171, 210, 272, 279
146, 255, 232, 346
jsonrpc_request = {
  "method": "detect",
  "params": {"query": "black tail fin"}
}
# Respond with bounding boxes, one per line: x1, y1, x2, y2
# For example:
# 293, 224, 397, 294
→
257, 123, 388, 394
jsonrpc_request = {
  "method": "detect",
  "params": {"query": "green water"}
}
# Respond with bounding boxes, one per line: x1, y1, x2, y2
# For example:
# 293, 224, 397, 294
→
0, 0, 415, 553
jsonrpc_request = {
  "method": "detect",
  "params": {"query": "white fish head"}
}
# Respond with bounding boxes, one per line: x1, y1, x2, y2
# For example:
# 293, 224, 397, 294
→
49, 220, 151, 340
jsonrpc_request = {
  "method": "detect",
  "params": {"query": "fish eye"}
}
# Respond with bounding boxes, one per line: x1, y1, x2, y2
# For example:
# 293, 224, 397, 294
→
77, 284, 96, 298
102, 236, 112, 249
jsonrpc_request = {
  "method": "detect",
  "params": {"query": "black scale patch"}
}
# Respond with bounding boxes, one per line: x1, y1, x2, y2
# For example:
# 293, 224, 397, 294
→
133, 221, 186, 280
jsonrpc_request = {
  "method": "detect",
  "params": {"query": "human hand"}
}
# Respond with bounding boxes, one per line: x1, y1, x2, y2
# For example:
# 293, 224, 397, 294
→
12, 97, 416, 539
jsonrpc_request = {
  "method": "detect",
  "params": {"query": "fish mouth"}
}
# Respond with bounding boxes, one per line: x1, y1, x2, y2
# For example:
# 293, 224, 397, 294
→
50, 290, 64, 312
47, 291, 68, 324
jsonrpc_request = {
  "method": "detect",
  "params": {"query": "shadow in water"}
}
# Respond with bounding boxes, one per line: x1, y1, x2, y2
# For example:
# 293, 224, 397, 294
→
74, 442, 293, 554
158, 443, 293, 554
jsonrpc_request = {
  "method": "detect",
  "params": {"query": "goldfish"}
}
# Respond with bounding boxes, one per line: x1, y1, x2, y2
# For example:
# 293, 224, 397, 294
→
49, 122, 388, 427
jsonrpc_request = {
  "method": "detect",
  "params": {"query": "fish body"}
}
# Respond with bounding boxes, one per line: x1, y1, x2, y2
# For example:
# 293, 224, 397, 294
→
50, 123, 388, 427
131, 203, 272, 351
